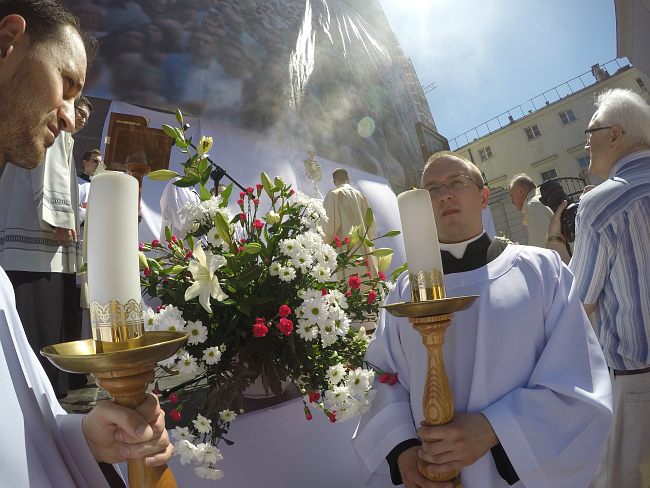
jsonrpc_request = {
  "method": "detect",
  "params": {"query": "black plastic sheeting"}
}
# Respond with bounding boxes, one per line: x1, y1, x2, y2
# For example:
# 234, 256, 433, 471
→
66, 0, 445, 188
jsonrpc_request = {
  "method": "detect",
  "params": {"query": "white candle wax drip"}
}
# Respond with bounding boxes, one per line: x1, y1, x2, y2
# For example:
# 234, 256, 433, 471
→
397, 189, 443, 276
86, 172, 142, 309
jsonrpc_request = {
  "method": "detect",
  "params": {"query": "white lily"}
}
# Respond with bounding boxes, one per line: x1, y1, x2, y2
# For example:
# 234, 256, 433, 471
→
185, 243, 228, 313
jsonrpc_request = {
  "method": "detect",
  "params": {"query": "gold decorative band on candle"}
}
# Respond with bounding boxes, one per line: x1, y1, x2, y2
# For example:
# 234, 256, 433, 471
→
409, 269, 446, 302
90, 298, 145, 352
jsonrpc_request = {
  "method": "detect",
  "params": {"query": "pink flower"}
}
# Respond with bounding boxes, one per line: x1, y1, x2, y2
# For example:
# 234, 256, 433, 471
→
138, 243, 144, 251
289, 189, 295, 195
345, 290, 352, 298
237, 199, 244, 206
239, 191, 246, 198
278, 304, 291, 318
246, 186, 254, 194
151, 239, 160, 247
171, 235, 178, 243
378, 271, 387, 281
256, 183, 264, 192
253, 219, 264, 230
343, 236, 350, 244
253, 198, 260, 206
253, 322, 268, 338
367, 290, 377, 304
277, 318, 293, 336
348, 275, 361, 290
334, 236, 342, 248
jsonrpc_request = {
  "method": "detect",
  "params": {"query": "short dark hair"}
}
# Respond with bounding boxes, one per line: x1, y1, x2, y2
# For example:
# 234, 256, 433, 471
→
82, 148, 101, 162
0, 0, 97, 64
422, 152, 485, 188
332, 168, 349, 183
76, 95, 93, 113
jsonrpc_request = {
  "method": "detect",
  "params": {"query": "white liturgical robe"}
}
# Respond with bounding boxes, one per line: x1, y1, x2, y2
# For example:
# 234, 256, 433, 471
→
0, 268, 113, 487
353, 245, 613, 487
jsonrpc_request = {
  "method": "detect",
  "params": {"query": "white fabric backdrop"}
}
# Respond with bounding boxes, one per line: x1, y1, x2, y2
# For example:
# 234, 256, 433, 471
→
100, 102, 406, 274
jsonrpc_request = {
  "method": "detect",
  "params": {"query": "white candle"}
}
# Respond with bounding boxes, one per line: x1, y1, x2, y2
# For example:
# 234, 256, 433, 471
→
86, 172, 143, 345
397, 189, 443, 275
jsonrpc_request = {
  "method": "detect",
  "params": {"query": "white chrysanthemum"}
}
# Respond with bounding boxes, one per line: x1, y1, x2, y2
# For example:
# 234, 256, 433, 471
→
195, 443, 223, 465
296, 231, 324, 252
176, 439, 198, 465
310, 264, 331, 282
179, 196, 234, 237
301, 289, 322, 302
346, 368, 374, 399
315, 245, 338, 268
192, 413, 212, 434
154, 305, 186, 332
324, 385, 349, 410
143, 307, 156, 330
278, 266, 296, 282
329, 307, 351, 336
269, 261, 282, 276
279, 238, 299, 257
202, 346, 222, 365
171, 426, 194, 443
195, 466, 224, 480
326, 364, 347, 385
177, 352, 198, 374
187, 320, 208, 345
296, 319, 319, 341
219, 409, 237, 423
300, 297, 327, 324
320, 328, 339, 348
207, 227, 227, 250
324, 290, 348, 310
290, 249, 312, 273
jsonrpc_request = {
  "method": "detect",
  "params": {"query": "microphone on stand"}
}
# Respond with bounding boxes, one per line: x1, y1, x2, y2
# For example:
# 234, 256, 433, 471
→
209, 160, 246, 193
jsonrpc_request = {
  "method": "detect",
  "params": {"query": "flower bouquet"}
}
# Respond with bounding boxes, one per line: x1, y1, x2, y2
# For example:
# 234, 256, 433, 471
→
140, 111, 404, 480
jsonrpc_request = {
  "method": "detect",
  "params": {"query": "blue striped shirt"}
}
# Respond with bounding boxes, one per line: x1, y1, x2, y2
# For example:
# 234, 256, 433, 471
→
570, 149, 650, 370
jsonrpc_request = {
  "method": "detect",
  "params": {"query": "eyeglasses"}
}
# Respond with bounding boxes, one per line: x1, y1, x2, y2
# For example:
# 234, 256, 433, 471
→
425, 174, 482, 196
75, 108, 89, 121
584, 126, 612, 139
91, 157, 102, 164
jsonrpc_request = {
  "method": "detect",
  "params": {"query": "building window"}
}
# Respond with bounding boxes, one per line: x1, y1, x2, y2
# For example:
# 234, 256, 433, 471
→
636, 77, 647, 92
559, 109, 577, 125
540, 168, 557, 181
524, 124, 542, 141
577, 155, 590, 169
478, 145, 493, 162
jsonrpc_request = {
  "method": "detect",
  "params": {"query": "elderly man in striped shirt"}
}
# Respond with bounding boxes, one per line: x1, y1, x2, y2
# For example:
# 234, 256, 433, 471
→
567, 88, 650, 488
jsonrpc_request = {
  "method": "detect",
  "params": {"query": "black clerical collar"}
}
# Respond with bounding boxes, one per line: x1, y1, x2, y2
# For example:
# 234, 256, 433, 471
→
79, 173, 91, 183
441, 232, 491, 274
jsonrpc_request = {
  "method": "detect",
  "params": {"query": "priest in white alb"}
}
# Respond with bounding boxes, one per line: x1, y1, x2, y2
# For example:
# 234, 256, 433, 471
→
353, 153, 612, 487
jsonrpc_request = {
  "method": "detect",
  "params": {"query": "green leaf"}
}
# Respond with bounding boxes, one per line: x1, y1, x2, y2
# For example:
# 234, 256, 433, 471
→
169, 265, 186, 274
162, 124, 177, 139
261, 172, 274, 198
165, 226, 172, 242
242, 243, 262, 254
370, 248, 393, 257
174, 176, 198, 187
364, 206, 374, 229
214, 211, 232, 245
218, 183, 233, 206
383, 230, 401, 238
175, 109, 183, 125
390, 262, 408, 281
199, 184, 211, 201
148, 169, 179, 181
273, 176, 285, 189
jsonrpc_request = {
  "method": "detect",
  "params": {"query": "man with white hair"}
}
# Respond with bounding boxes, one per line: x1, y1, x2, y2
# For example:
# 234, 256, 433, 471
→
566, 88, 650, 488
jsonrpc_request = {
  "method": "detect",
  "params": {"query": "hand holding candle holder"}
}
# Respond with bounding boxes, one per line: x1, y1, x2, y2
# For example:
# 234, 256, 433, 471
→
41, 172, 187, 488
384, 189, 478, 486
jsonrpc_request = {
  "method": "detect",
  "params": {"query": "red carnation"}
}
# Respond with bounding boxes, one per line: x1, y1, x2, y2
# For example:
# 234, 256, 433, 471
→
321, 288, 328, 296
328, 411, 337, 423
256, 183, 264, 191
151, 239, 160, 247
171, 235, 178, 243
253, 198, 260, 206
237, 246, 244, 253
379, 373, 391, 384
278, 304, 291, 318
255, 317, 266, 324
246, 186, 254, 194
277, 318, 294, 336
348, 275, 362, 289
185, 251, 192, 259
237, 199, 244, 206
169, 409, 181, 422
388, 373, 399, 385
253, 322, 268, 338
239, 191, 246, 198
253, 219, 264, 229
367, 290, 377, 304
143, 268, 152, 277
289, 189, 295, 195
169, 392, 179, 403
378, 271, 386, 281
239, 213, 246, 222
138, 243, 144, 251
308, 391, 320, 403
334, 236, 342, 248
345, 290, 352, 298
343, 236, 350, 244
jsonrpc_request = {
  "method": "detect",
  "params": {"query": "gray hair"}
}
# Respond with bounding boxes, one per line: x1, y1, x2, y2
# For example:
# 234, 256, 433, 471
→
593, 88, 650, 146
509, 173, 536, 192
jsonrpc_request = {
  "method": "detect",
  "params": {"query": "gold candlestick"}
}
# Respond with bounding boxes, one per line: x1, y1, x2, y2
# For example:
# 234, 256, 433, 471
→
41, 330, 187, 488
384, 292, 478, 485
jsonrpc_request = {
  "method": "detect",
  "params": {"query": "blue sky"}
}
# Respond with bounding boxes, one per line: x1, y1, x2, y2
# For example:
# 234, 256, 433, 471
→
378, 0, 618, 142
